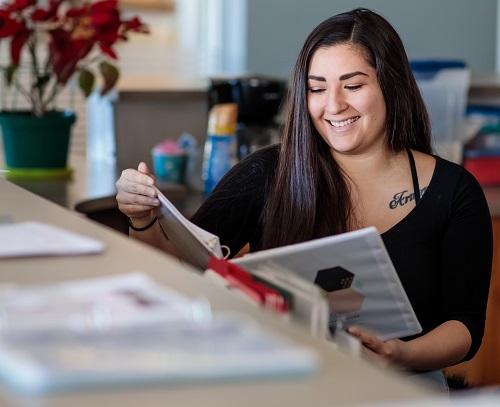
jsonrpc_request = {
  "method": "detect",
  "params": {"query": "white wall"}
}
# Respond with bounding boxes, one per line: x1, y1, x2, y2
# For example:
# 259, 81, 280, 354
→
246, 0, 498, 79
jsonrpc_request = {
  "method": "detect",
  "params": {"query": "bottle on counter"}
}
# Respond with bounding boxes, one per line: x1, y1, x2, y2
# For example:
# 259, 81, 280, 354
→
202, 103, 238, 195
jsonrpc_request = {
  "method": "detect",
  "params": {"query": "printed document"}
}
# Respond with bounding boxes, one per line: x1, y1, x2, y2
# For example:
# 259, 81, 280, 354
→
233, 227, 422, 341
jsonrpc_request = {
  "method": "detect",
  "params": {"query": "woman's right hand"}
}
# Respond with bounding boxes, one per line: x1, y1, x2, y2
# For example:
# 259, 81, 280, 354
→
115, 162, 160, 222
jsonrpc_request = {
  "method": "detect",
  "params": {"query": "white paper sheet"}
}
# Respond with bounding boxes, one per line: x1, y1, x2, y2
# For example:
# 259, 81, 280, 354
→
0, 221, 105, 258
154, 187, 223, 270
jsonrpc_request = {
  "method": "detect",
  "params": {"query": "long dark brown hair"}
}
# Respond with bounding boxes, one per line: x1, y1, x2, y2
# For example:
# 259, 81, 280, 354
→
260, 8, 432, 250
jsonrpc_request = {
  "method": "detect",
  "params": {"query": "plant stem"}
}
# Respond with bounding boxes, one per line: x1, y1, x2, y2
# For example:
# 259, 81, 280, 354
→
41, 81, 64, 113
27, 37, 44, 116
0, 67, 5, 111
13, 77, 35, 109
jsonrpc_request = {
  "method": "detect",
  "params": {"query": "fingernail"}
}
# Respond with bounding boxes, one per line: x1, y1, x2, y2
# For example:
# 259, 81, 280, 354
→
346, 327, 357, 335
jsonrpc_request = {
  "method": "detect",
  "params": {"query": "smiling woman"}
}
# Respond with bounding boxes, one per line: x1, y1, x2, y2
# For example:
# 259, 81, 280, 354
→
115, 8, 493, 395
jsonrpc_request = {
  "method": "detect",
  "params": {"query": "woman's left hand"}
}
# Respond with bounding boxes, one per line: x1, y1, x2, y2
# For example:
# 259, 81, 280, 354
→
346, 326, 406, 369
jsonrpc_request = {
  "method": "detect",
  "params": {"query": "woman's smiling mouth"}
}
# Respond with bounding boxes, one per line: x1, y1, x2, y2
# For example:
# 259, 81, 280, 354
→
328, 116, 360, 127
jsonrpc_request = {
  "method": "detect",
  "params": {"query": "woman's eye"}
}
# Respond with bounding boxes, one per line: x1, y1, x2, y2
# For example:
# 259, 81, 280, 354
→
309, 88, 325, 94
345, 84, 362, 91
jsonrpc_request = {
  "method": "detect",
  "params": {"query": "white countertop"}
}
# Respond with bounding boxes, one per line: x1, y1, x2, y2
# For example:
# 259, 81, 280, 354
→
0, 176, 434, 407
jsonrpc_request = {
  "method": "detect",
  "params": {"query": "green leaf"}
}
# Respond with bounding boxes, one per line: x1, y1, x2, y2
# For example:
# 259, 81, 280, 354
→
78, 69, 95, 98
99, 61, 119, 96
5, 64, 19, 87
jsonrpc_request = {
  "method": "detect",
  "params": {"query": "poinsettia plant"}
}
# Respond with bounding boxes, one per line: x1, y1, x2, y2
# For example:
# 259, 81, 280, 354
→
0, 0, 149, 116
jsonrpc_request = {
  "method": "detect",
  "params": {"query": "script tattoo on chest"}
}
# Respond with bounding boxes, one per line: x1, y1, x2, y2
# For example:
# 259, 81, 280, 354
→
389, 187, 428, 209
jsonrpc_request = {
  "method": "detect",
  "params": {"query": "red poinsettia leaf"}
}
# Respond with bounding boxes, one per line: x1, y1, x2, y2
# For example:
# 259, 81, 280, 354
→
45, 0, 64, 17
10, 28, 31, 64
92, 11, 121, 38
54, 58, 78, 85
99, 61, 119, 96
31, 8, 49, 22
0, 12, 23, 39
123, 17, 149, 34
49, 29, 94, 85
7, 0, 35, 12
91, 0, 118, 12
66, 5, 88, 19
97, 33, 120, 43
78, 68, 95, 98
99, 43, 118, 59
91, 10, 113, 25
49, 27, 69, 44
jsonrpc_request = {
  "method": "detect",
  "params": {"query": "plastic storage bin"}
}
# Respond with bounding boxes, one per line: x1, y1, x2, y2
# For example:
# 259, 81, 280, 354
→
411, 60, 470, 163
463, 105, 500, 185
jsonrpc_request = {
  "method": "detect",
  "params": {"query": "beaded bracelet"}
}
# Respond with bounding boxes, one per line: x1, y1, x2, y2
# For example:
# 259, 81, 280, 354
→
127, 216, 158, 232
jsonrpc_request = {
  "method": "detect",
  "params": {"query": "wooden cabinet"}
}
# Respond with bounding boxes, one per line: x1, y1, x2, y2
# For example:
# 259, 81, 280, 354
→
444, 217, 500, 387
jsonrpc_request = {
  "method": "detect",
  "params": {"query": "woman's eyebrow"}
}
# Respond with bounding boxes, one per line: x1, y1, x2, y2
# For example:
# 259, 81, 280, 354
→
339, 71, 369, 81
308, 71, 369, 82
308, 75, 326, 82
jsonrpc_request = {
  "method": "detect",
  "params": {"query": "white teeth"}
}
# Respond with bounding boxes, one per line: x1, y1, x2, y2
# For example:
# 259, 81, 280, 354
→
329, 117, 359, 127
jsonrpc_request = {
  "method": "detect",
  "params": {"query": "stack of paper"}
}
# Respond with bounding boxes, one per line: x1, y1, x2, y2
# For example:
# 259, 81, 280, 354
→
0, 273, 319, 394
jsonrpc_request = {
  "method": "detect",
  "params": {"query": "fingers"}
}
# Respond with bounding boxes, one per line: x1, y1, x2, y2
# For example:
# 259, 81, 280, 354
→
346, 326, 389, 367
138, 161, 151, 176
123, 165, 155, 186
346, 326, 379, 350
138, 162, 158, 187
346, 326, 403, 369
115, 166, 160, 219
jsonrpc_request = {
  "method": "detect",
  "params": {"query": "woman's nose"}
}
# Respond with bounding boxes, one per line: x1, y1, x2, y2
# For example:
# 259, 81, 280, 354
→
326, 89, 348, 115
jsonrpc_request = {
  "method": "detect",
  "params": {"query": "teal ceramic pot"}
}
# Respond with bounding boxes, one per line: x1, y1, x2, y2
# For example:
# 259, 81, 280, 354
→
0, 110, 76, 170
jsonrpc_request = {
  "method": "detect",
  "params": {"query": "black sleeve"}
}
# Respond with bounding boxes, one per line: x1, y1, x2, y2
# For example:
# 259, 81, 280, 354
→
439, 169, 493, 361
190, 145, 278, 258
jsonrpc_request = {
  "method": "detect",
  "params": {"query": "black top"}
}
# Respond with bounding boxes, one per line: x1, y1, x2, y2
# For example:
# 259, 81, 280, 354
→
191, 144, 493, 361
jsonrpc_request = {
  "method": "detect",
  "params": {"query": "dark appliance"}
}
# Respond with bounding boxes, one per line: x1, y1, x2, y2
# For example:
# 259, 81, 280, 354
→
208, 75, 288, 159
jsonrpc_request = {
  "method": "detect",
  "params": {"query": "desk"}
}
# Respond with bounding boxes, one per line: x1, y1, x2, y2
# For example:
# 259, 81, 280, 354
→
2, 154, 204, 235
0, 176, 435, 406
1, 154, 119, 209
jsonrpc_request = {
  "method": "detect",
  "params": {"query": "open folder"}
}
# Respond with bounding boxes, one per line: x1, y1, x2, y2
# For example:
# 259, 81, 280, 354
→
232, 227, 422, 341
152, 192, 420, 341
153, 187, 224, 269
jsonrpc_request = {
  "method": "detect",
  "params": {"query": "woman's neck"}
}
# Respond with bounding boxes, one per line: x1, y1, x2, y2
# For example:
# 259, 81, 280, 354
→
333, 146, 405, 182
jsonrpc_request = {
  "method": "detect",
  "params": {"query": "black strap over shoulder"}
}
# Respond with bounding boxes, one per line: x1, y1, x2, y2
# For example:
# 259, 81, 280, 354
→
407, 149, 420, 205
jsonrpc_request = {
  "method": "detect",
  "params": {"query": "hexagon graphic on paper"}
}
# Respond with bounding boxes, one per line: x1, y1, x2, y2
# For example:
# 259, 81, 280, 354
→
314, 266, 365, 314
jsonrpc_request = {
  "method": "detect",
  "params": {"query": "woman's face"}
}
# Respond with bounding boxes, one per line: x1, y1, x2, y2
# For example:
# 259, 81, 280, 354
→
307, 44, 387, 157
